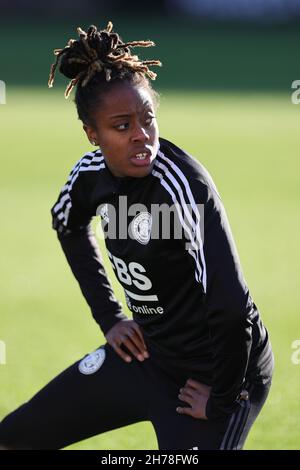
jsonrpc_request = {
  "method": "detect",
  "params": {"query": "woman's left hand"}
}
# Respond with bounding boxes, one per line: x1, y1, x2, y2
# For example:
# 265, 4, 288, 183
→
176, 379, 212, 420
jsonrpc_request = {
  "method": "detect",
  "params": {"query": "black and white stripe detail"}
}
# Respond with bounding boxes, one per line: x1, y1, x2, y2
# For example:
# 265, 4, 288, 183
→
219, 385, 253, 450
52, 150, 105, 227
152, 150, 207, 292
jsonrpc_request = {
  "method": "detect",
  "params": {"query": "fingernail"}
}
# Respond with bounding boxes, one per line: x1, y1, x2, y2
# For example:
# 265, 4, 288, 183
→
126, 357, 132, 362
144, 351, 149, 358
176, 407, 181, 413
138, 355, 144, 361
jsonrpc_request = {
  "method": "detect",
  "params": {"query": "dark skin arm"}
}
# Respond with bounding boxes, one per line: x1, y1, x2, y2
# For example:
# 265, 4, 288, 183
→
105, 319, 149, 363
177, 379, 212, 420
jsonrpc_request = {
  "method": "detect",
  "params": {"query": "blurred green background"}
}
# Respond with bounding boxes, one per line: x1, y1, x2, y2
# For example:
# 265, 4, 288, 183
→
0, 12, 300, 450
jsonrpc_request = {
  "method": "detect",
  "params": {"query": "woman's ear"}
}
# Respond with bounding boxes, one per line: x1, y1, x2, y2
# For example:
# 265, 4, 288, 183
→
83, 124, 98, 146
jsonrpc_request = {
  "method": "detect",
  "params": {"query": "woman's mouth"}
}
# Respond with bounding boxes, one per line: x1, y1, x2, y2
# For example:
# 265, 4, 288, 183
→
130, 151, 153, 167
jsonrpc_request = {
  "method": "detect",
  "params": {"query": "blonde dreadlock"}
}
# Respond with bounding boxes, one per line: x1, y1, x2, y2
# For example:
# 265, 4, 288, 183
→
48, 21, 162, 99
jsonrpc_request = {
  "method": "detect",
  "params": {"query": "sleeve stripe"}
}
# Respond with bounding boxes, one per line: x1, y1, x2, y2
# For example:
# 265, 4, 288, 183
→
152, 167, 202, 286
152, 151, 207, 292
152, 166, 205, 291
52, 150, 105, 227
152, 163, 203, 280
157, 150, 207, 291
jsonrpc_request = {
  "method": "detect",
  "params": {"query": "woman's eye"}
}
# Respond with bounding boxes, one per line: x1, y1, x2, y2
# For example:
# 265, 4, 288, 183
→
145, 115, 156, 125
115, 123, 129, 131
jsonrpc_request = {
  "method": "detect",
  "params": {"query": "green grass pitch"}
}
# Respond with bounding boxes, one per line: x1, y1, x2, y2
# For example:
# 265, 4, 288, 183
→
0, 88, 299, 449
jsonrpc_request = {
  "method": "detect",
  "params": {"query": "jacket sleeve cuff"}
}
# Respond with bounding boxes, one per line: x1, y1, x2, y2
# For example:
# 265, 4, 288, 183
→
94, 310, 128, 336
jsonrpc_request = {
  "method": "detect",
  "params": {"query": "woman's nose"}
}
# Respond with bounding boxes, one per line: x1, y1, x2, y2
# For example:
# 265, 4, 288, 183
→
131, 123, 150, 143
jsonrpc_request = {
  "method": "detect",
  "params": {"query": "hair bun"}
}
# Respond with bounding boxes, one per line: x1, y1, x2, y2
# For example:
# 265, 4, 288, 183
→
58, 42, 89, 79
48, 21, 161, 98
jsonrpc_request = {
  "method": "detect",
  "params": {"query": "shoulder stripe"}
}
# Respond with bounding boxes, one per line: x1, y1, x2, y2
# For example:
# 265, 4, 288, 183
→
152, 167, 203, 286
152, 150, 207, 292
157, 150, 207, 291
152, 166, 202, 283
52, 150, 105, 227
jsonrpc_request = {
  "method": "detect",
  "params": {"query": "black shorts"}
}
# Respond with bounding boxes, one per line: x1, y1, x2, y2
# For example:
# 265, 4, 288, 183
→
0, 343, 272, 450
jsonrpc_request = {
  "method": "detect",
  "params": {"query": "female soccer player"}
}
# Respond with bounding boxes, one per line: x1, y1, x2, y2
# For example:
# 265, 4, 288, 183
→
0, 22, 274, 450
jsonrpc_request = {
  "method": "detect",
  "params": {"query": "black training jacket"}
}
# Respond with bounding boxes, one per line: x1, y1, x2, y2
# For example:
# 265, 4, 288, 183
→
51, 137, 274, 419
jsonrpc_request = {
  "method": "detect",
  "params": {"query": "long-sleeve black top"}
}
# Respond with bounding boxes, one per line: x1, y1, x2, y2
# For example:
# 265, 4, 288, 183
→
51, 137, 274, 419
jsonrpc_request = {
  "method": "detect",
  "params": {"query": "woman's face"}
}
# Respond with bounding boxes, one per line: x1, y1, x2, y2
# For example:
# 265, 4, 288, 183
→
84, 82, 159, 178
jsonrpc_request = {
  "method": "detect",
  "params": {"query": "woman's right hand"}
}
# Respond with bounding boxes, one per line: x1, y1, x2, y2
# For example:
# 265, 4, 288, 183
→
105, 319, 149, 363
